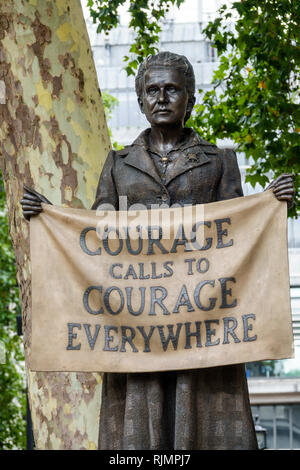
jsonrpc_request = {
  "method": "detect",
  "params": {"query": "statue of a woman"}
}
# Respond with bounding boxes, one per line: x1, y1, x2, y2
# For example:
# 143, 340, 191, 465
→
21, 52, 295, 450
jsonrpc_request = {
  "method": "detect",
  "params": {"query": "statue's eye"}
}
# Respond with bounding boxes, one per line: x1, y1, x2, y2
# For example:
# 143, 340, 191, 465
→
167, 86, 176, 93
147, 87, 158, 95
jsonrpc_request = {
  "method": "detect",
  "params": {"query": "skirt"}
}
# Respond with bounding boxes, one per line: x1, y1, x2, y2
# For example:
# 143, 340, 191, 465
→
98, 364, 258, 450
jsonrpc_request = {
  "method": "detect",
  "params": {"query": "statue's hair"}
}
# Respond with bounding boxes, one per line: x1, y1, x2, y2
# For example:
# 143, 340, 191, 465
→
135, 51, 196, 122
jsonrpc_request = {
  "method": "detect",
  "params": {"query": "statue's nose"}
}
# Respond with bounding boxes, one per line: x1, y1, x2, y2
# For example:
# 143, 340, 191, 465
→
157, 88, 168, 103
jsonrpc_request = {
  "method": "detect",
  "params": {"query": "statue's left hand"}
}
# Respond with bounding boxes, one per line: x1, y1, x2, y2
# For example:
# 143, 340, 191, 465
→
265, 173, 295, 209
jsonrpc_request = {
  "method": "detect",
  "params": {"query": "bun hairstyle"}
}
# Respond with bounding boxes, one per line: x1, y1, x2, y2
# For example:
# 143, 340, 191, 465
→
135, 51, 196, 123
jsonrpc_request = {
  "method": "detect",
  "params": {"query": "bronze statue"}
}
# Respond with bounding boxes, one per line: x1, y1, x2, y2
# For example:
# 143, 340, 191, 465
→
21, 52, 295, 450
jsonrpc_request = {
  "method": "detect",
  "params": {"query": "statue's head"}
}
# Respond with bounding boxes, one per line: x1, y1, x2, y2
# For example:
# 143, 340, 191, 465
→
135, 51, 196, 126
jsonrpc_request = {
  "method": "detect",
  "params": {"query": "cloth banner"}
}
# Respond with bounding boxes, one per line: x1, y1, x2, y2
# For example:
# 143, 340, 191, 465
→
29, 191, 294, 372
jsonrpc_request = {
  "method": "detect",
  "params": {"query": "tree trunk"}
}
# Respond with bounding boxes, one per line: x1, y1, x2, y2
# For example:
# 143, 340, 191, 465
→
0, 0, 111, 450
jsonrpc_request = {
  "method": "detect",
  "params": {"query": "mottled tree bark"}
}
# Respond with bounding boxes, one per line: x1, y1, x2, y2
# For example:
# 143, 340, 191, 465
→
0, 0, 111, 449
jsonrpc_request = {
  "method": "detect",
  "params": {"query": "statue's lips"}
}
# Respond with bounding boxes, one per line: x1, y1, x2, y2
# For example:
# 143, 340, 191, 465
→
154, 109, 172, 114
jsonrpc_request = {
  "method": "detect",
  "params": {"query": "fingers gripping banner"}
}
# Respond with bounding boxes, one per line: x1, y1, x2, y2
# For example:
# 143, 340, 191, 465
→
29, 191, 294, 372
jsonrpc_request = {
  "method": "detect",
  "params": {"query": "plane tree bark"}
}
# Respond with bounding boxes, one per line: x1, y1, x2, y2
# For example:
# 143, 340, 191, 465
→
0, 0, 111, 449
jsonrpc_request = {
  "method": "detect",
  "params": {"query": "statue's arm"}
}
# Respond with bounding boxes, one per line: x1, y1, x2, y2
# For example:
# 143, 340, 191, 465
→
20, 185, 52, 221
91, 150, 119, 210
265, 174, 295, 209
216, 148, 244, 201
216, 150, 295, 209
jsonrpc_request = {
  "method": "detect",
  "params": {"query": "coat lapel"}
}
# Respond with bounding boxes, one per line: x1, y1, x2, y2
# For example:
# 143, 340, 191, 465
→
164, 147, 211, 186
123, 145, 164, 187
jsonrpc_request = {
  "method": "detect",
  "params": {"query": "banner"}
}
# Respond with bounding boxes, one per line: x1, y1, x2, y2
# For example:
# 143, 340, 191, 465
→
29, 191, 294, 372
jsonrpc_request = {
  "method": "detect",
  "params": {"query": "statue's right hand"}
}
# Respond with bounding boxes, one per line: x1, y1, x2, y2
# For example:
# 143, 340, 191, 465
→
20, 185, 52, 221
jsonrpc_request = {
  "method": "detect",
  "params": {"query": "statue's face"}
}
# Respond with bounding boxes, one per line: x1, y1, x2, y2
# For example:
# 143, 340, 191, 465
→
138, 67, 189, 127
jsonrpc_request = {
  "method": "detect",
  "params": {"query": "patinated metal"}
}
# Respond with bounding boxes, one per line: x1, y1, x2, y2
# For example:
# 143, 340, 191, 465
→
93, 126, 256, 450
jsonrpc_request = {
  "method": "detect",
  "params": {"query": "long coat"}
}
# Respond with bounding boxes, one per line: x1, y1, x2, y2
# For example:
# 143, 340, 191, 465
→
92, 128, 258, 450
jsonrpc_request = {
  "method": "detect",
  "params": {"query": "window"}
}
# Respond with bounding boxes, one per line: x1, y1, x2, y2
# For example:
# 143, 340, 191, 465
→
288, 217, 300, 248
206, 42, 216, 62
251, 404, 300, 449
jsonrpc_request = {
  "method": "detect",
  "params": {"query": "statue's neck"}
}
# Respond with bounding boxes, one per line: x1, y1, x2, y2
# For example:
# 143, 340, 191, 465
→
148, 124, 185, 156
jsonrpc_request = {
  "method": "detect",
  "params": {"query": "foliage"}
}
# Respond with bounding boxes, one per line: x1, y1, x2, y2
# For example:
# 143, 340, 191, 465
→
87, 0, 184, 75
283, 369, 300, 377
0, 173, 26, 449
102, 90, 119, 121
186, 0, 300, 217
102, 90, 123, 150
246, 360, 283, 377
247, 360, 300, 378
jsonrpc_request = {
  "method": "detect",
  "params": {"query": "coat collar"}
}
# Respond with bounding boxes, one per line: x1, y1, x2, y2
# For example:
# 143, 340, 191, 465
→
119, 128, 216, 187
131, 127, 213, 152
